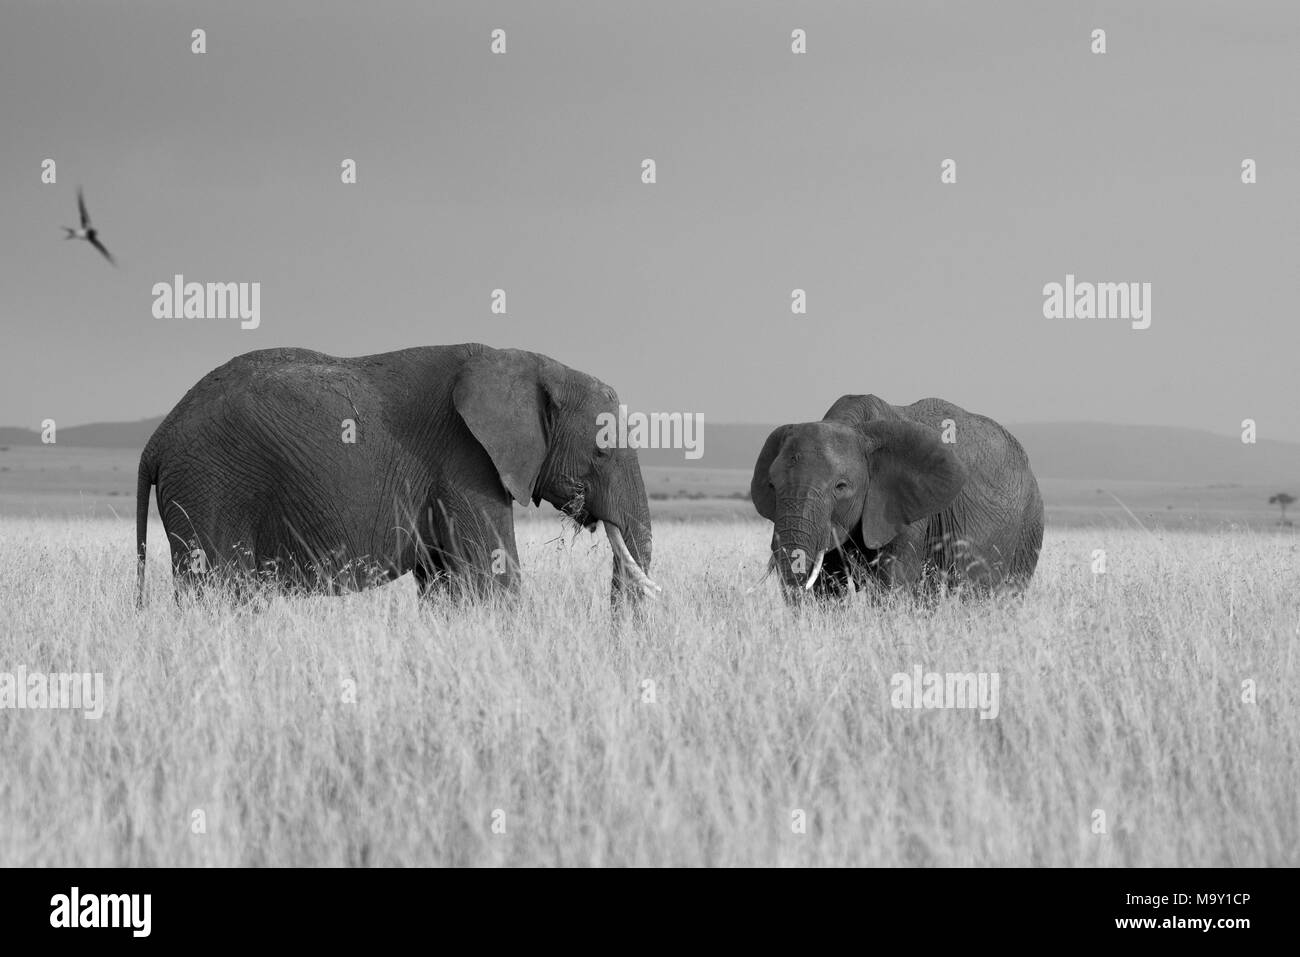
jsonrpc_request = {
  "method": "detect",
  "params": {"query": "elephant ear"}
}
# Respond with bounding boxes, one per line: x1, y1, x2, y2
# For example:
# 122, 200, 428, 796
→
750, 425, 792, 520
857, 420, 967, 548
823, 393, 895, 428
453, 351, 552, 506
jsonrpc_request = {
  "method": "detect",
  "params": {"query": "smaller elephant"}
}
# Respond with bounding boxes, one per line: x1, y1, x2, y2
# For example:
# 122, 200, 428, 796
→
751, 394, 1043, 601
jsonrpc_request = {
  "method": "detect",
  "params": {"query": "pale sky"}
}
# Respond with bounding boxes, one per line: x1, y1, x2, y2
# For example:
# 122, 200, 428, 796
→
2, 0, 1297, 439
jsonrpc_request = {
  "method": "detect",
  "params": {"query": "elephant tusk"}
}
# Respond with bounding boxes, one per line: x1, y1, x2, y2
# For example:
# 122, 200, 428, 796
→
604, 522, 662, 598
805, 550, 826, 591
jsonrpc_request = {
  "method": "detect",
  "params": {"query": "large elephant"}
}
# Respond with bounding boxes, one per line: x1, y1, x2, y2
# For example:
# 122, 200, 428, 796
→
751, 394, 1043, 601
135, 344, 657, 604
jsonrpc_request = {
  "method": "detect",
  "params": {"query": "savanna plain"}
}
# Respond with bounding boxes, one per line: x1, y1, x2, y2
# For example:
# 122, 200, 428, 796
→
1, 502, 1296, 866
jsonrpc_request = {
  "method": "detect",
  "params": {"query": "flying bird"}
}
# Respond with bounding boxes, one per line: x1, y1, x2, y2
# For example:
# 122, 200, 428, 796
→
63, 187, 115, 266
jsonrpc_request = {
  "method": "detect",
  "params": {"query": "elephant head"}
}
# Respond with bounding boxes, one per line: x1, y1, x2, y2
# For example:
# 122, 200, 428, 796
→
453, 348, 658, 602
750, 396, 966, 596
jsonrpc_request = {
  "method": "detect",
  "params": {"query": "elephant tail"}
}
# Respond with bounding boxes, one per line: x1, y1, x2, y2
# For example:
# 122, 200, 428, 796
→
135, 449, 156, 609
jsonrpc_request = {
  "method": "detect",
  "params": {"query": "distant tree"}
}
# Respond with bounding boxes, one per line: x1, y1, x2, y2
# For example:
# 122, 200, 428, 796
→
1268, 492, 1295, 525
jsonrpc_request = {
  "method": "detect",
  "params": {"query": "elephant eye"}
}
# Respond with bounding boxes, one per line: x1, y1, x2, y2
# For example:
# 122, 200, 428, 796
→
836, 480, 850, 491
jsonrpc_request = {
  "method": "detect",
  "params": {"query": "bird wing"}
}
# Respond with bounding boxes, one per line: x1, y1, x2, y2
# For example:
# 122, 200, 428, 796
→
88, 234, 115, 266
78, 187, 90, 228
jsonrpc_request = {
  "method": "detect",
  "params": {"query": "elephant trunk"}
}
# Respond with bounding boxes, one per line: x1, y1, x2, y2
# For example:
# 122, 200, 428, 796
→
772, 492, 837, 595
603, 452, 657, 605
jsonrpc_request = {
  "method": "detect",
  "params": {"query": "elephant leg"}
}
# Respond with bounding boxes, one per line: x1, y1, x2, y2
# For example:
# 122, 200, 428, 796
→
169, 536, 212, 604
823, 540, 922, 602
810, 547, 854, 600
164, 500, 261, 601
900, 522, 986, 600
412, 559, 451, 598
926, 517, 1004, 597
1009, 495, 1045, 588
956, 543, 1002, 596
878, 525, 928, 591
423, 494, 520, 600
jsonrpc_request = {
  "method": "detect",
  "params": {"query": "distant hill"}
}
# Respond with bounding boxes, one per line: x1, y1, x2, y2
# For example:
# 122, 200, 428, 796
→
1000, 423, 1299, 485
638, 424, 776, 476
1, 416, 1297, 485
639, 421, 1300, 485
0, 417, 164, 449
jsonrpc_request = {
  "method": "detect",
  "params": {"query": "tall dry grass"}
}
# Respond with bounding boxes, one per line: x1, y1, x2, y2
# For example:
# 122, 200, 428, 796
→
0, 516, 1295, 865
